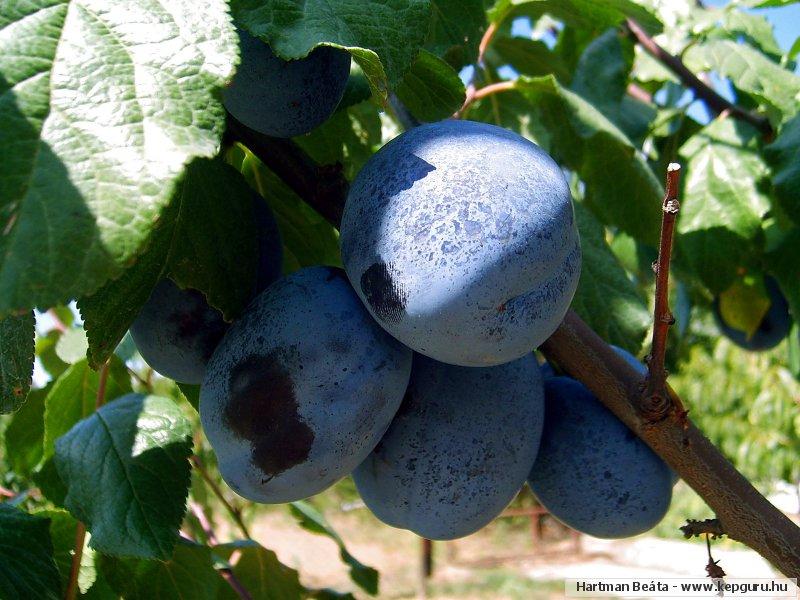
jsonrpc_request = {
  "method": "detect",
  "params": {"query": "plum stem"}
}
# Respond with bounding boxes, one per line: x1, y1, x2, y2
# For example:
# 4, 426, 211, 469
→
641, 163, 685, 424
190, 454, 252, 540
188, 501, 254, 600
624, 18, 773, 139
64, 361, 110, 600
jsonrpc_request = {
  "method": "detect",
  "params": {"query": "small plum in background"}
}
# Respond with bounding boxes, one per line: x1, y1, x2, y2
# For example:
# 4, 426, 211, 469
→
224, 30, 351, 138
340, 119, 581, 367
713, 277, 791, 351
200, 267, 412, 503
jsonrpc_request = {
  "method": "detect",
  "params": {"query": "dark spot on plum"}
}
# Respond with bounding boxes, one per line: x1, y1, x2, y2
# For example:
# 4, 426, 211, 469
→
616, 491, 630, 506
360, 261, 407, 324
223, 350, 314, 478
324, 267, 348, 283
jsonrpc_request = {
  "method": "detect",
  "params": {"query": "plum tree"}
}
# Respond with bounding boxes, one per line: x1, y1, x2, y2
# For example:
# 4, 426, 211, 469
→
712, 277, 792, 351
340, 120, 581, 367
200, 266, 412, 503
130, 199, 283, 384
353, 353, 545, 540
528, 375, 673, 539
224, 30, 351, 138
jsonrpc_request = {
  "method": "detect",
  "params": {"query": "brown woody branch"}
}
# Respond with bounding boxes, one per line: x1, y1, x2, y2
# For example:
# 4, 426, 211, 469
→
227, 116, 800, 578
624, 18, 773, 138
642, 163, 684, 423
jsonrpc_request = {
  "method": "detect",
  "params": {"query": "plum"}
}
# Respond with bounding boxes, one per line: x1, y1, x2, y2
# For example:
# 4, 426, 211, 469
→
713, 276, 791, 351
527, 376, 673, 538
224, 30, 351, 138
353, 353, 545, 540
340, 119, 581, 367
200, 266, 412, 503
130, 198, 282, 384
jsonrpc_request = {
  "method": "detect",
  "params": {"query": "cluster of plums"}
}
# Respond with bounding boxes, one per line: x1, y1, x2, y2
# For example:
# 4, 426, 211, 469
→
130, 31, 676, 541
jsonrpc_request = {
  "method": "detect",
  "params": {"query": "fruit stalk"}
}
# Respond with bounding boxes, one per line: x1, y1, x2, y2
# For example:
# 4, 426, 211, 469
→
541, 312, 800, 576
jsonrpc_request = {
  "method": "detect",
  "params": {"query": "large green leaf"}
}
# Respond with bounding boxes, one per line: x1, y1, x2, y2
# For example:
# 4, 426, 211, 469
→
488, 0, 661, 33
426, 0, 486, 68
214, 541, 304, 600
78, 159, 260, 368
0, 505, 61, 600
677, 118, 770, 293
54, 394, 193, 559
395, 50, 466, 122
4, 384, 48, 477
489, 36, 570, 81
230, 0, 432, 100
290, 501, 378, 595
101, 540, 220, 600
571, 204, 650, 353
505, 75, 663, 245
0, 311, 34, 413
41, 357, 131, 461
685, 40, 800, 124
236, 151, 342, 271
764, 113, 800, 223
0, 1, 237, 315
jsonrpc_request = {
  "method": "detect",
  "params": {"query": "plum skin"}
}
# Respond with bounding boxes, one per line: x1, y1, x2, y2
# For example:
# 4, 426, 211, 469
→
712, 276, 791, 351
340, 119, 581, 367
224, 30, 351, 138
200, 266, 412, 504
528, 375, 673, 539
353, 353, 545, 540
130, 198, 282, 385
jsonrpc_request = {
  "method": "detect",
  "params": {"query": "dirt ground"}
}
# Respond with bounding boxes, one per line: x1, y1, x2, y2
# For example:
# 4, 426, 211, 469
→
246, 506, 779, 599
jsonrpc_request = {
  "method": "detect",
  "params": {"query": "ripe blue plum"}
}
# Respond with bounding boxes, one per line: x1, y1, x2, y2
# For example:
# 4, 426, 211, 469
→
224, 31, 351, 138
353, 353, 545, 540
200, 266, 412, 503
130, 198, 282, 384
340, 120, 581, 367
712, 277, 791, 351
528, 376, 673, 538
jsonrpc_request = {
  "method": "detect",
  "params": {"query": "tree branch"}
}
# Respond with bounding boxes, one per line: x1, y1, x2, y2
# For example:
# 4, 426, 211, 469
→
191, 455, 252, 540
624, 18, 773, 138
541, 312, 800, 576
642, 163, 684, 423
229, 108, 800, 577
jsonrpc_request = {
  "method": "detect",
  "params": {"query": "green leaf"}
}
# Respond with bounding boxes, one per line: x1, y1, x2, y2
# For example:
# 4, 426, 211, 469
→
290, 501, 378, 595
767, 229, 800, 320
54, 394, 193, 559
570, 204, 650, 353
214, 541, 304, 600
0, 1, 237, 315
5, 384, 48, 477
488, 0, 661, 34
79, 158, 260, 368
509, 75, 663, 245
395, 50, 466, 122
685, 40, 800, 124
42, 357, 131, 461
489, 36, 570, 81
36, 331, 69, 380
0, 505, 61, 600
720, 10, 782, 58
677, 118, 770, 293
0, 311, 34, 413
54, 327, 88, 365
237, 152, 341, 270
230, 0, 432, 99
101, 540, 220, 600
764, 113, 800, 223
39, 509, 99, 595
426, 0, 486, 68
570, 29, 656, 142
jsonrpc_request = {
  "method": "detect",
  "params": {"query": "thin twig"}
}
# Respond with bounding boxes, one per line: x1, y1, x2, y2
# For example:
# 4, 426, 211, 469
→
187, 502, 253, 600
47, 308, 68, 333
624, 18, 773, 138
0, 485, 14, 499
455, 21, 503, 119
681, 518, 726, 539
95, 362, 110, 410
642, 163, 685, 423
190, 455, 251, 540
458, 81, 516, 118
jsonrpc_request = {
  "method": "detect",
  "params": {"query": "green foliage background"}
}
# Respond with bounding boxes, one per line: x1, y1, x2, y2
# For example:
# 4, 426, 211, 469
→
1, 0, 799, 597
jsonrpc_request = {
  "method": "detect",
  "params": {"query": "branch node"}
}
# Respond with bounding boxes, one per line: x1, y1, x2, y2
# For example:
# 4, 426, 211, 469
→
681, 518, 726, 539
